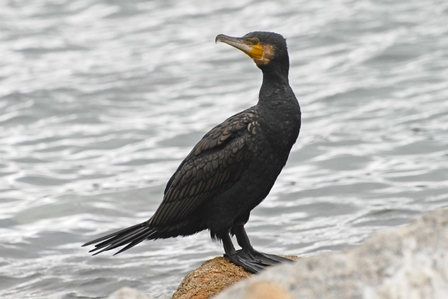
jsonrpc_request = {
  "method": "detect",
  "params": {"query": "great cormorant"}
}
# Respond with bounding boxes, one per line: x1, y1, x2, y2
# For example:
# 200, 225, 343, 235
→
83, 32, 301, 274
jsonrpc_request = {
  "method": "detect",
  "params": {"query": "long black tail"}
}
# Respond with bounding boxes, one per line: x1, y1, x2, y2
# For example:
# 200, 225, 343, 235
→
82, 222, 157, 255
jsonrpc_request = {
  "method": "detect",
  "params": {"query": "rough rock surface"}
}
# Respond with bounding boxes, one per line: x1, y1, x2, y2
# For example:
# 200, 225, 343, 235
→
171, 257, 252, 299
172, 255, 298, 299
214, 209, 448, 299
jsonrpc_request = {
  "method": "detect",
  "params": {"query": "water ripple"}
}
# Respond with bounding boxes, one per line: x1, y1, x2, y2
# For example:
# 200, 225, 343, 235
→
1, 0, 448, 298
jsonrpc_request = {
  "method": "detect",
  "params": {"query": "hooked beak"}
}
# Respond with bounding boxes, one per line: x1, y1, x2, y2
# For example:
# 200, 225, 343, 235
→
215, 34, 264, 60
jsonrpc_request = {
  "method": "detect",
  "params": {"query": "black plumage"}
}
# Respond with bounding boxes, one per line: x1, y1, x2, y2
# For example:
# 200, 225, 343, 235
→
83, 31, 301, 273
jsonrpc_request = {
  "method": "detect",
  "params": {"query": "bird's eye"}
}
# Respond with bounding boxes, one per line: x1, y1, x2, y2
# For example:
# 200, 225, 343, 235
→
251, 38, 259, 45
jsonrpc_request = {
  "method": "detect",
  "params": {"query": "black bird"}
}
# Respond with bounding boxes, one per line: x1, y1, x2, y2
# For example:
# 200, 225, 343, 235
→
83, 32, 301, 274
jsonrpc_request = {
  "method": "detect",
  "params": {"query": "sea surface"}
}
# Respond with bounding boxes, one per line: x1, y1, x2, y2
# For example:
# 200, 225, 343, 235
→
1, 0, 447, 298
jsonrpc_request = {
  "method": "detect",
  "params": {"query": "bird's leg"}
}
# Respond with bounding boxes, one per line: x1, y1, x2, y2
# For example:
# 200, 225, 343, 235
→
233, 224, 293, 266
221, 233, 264, 274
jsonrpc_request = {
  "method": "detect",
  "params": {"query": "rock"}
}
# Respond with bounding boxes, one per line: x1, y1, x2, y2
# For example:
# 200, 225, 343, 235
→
171, 256, 251, 299
172, 255, 298, 299
107, 287, 153, 299
214, 209, 448, 299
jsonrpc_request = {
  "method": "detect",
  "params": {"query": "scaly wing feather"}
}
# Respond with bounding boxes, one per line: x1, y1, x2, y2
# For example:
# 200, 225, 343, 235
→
149, 108, 259, 227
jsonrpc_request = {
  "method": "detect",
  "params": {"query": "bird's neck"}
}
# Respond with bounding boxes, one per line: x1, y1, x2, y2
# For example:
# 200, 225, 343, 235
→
258, 71, 291, 107
257, 68, 301, 155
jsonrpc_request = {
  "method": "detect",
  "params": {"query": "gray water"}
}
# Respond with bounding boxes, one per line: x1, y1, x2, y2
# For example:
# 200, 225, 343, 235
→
1, 0, 448, 298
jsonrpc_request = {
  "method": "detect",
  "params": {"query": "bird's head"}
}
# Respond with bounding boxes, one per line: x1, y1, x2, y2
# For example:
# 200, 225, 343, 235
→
215, 31, 289, 72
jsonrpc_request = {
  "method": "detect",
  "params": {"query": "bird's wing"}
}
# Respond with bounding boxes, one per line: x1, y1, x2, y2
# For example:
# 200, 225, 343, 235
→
148, 109, 259, 227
